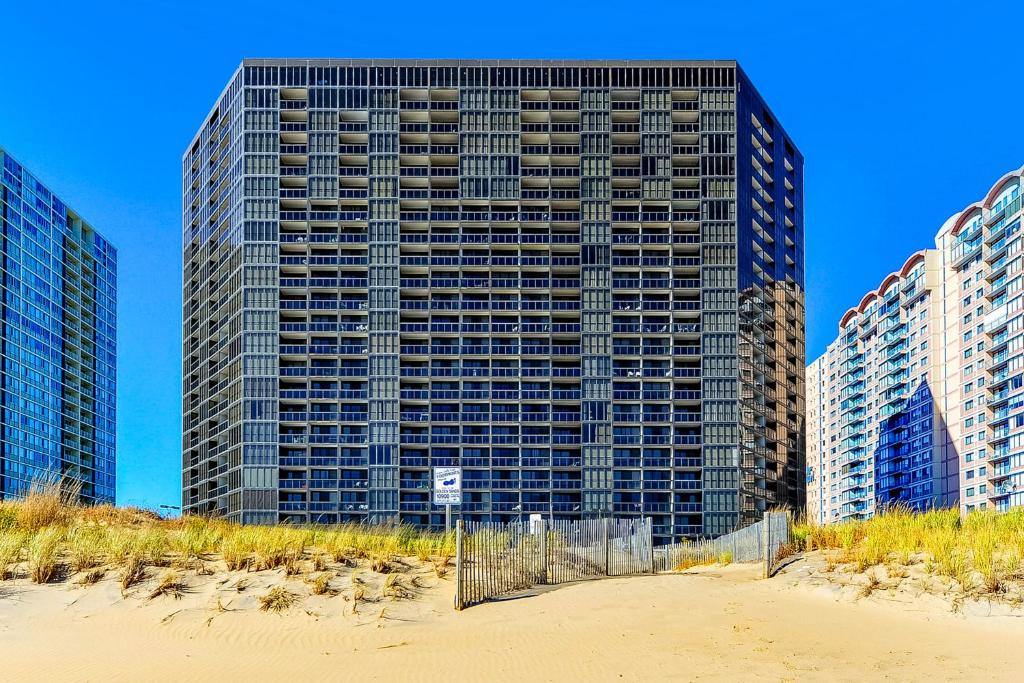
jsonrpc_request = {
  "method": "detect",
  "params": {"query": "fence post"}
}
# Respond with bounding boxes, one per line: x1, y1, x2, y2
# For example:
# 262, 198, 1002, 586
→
761, 513, 772, 579
538, 518, 548, 584
455, 519, 464, 610
603, 517, 610, 575
647, 518, 655, 574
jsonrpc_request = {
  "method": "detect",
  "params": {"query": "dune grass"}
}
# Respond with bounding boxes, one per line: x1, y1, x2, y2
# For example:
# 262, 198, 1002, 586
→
792, 506, 1024, 595
27, 528, 63, 584
0, 487, 456, 588
259, 586, 298, 613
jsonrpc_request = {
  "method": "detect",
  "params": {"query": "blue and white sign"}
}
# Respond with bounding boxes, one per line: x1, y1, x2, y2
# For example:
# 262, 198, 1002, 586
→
433, 466, 462, 506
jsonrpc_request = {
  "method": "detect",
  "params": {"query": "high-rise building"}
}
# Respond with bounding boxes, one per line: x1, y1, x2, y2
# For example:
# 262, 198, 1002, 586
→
937, 168, 1024, 514
182, 59, 805, 542
0, 148, 118, 504
807, 167, 1024, 522
805, 354, 829, 524
806, 251, 957, 522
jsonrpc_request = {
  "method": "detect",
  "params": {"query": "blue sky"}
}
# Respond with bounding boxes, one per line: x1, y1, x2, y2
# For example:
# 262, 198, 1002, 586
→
1, 0, 1021, 509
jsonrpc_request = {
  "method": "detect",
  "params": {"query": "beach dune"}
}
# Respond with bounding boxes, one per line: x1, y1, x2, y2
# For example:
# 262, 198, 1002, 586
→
1, 561, 1021, 682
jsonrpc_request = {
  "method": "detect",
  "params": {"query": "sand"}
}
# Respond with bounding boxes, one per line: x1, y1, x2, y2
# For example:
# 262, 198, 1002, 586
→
1, 559, 1021, 682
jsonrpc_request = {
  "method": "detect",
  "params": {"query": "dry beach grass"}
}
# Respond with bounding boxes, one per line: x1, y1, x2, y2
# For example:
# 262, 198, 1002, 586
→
788, 506, 1024, 604
0, 487, 456, 591
4, 490, 1024, 680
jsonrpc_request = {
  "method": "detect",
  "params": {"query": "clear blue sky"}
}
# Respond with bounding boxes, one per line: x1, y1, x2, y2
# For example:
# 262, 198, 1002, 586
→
1, 1, 1020, 509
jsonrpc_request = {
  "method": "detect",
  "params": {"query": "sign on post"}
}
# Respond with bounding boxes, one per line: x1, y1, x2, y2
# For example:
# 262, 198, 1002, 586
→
433, 466, 462, 506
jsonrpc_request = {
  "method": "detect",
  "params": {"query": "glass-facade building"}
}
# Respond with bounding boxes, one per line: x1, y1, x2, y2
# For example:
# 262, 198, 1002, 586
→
182, 59, 805, 542
0, 149, 118, 504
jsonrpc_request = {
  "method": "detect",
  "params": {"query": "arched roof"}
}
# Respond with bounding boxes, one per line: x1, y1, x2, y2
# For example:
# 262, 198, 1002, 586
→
877, 273, 901, 297
839, 308, 858, 329
946, 166, 1024, 238
899, 251, 926, 277
949, 204, 983, 238
837, 251, 931, 332
983, 171, 1022, 208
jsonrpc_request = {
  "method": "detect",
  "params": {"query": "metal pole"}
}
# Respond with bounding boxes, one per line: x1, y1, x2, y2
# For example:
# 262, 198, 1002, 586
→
446, 504, 452, 532
455, 519, 464, 610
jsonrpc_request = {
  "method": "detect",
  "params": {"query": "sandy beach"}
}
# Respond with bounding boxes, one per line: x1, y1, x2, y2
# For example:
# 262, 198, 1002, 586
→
2, 558, 1021, 682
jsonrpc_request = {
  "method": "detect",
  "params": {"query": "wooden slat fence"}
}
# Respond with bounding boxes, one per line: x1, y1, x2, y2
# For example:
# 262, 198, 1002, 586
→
455, 517, 653, 609
652, 511, 791, 574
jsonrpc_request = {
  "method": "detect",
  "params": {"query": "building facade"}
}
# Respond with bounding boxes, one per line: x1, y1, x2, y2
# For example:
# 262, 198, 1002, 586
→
807, 167, 1024, 522
182, 59, 805, 542
936, 168, 1024, 514
805, 354, 829, 524
0, 149, 118, 504
806, 251, 956, 522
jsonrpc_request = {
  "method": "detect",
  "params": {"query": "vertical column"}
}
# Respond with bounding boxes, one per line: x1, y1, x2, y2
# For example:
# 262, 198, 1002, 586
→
368, 71, 401, 524
640, 76, 673, 540
698, 68, 741, 536
92, 234, 117, 504
580, 82, 613, 518
459, 70, 489, 523
307, 68, 341, 523
238, 67, 279, 524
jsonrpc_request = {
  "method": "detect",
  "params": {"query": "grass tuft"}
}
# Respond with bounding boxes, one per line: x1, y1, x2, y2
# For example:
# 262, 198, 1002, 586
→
148, 571, 185, 600
673, 556, 714, 571
0, 530, 28, 580
859, 573, 882, 599
433, 555, 452, 579
383, 573, 416, 600
370, 554, 394, 574
119, 555, 146, 592
77, 567, 106, 586
259, 586, 298, 613
308, 571, 336, 596
27, 527, 63, 584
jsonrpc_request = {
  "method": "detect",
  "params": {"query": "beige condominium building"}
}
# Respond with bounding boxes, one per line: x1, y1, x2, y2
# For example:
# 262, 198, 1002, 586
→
809, 166, 1024, 522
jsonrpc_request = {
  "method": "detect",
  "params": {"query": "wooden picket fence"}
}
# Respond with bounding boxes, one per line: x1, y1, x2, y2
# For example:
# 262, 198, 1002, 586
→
455, 517, 653, 609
